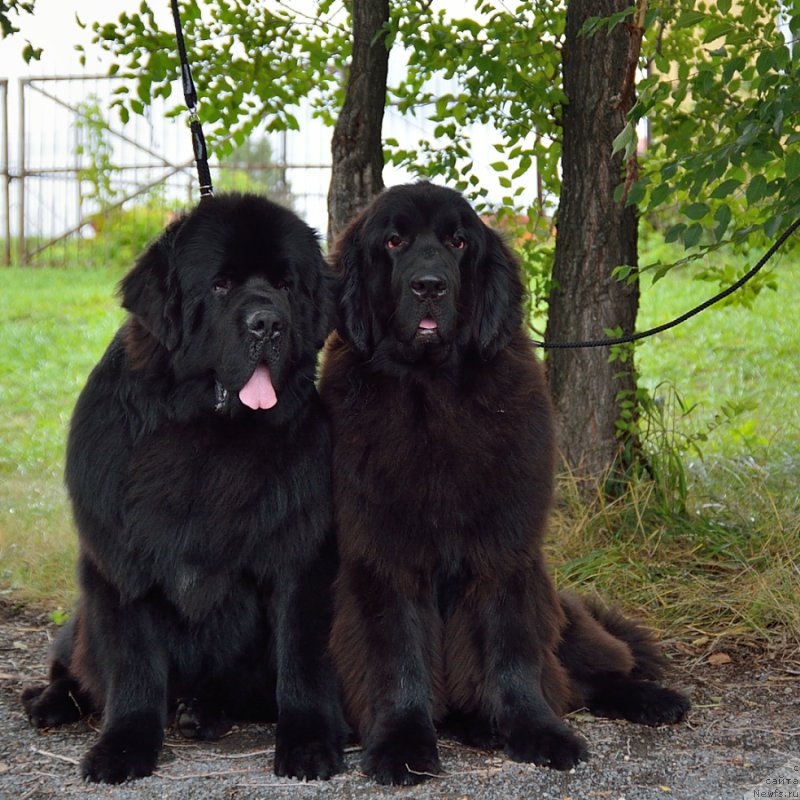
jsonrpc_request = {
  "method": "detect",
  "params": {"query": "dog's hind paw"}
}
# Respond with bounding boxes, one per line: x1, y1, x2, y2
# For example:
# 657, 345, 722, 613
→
589, 676, 691, 726
174, 698, 232, 741
21, 679, 87, 728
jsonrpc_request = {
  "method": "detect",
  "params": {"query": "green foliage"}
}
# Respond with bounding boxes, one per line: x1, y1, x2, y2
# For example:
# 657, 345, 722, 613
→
88, 200, 175, 269
633, 0, 800, 292
74, 97, 122, 210
48, 607, 70, 626
217, 136, 294, 207
82, 2, 799, 255
1, 0, 41, 60
81, 0, 350, 158
69, 96, 179, 268
387, 1, 565, 201
82, 2, 799, 308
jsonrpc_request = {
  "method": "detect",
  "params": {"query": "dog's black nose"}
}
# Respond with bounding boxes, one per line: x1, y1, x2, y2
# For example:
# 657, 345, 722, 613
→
410, 274, 448, 300
246, 309, 286, 340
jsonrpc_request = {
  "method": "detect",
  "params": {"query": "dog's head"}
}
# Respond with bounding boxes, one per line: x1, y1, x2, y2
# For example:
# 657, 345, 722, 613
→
332, 182, 524, 367
119, 193, 332, 415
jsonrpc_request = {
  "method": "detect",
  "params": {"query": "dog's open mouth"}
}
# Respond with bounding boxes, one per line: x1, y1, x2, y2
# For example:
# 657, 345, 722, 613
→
239, 363, 277, 410
416, 317, 440, 339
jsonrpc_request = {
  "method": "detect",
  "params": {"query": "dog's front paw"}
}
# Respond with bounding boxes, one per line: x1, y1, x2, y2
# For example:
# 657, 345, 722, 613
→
363, 718, 441, 785
504, 720, 588, 771
80, 714, 163, 784
275, 738, 343, 781
274, 712, 344, 780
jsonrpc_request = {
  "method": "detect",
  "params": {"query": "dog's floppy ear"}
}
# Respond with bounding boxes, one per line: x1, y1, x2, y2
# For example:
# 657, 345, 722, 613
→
331, 217, 372, 356
119, 217, 184, 351
474, 226, 525, 361
312, 258, 337, 349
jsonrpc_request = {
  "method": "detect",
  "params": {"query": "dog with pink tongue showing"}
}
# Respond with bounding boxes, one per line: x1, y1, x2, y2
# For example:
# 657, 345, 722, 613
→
21, 193, 345, 785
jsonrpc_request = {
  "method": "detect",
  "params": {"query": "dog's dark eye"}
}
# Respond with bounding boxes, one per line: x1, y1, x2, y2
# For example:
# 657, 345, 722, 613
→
386, 234, 404, 250
449, 234, 466, 250
212, 278, 233, 295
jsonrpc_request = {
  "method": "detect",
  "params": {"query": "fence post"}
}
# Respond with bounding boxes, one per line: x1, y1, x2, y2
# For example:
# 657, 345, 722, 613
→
17, 79, 27, 266
1, 80, 9, 266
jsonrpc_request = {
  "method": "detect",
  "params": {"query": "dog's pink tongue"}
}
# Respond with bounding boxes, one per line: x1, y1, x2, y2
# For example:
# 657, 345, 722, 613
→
238, 365, 277, 410
419, 318, 438, 330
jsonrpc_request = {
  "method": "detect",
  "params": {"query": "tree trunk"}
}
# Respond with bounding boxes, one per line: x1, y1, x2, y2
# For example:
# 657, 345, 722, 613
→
545, 0, 641, 485
326, 0, 390, 243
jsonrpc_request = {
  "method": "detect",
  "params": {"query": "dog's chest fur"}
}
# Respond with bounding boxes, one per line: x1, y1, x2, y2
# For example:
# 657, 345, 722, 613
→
323, 336, 554, 578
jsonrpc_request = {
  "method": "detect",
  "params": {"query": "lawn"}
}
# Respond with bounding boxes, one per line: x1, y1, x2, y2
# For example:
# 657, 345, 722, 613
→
0, 266, 126, 607
636, 253, 800, 467
1, 244, 798, 647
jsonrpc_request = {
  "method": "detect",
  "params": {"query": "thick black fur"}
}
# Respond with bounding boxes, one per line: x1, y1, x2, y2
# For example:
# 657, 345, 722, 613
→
319, 182, 689, 785
21, 193, 345, 783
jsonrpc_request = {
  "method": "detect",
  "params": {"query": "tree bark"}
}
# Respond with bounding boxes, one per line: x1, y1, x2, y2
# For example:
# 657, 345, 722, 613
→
545, 0, 642, 485
326, 0, 390, 243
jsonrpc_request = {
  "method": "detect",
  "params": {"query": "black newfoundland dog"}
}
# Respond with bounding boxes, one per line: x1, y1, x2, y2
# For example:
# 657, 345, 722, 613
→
319, 182, 690, 785
22, 194, 345, 783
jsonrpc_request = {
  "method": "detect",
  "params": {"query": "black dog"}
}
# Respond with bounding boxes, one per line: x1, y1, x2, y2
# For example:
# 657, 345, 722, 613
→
22, 193, 345, 783
319, 182, 689, 785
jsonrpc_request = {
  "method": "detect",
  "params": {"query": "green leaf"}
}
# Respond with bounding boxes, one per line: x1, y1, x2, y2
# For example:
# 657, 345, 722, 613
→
675, 11, 706, 29
683, 223, 703, 248
665, 223, 686, 243
756, 50, 776, 77
661, 162, 678, 180
22, 41, 43, 62
684, 202, 709, 220
710, 179, 741, 199
723, 55, 746, 82
648, 182, 671, 209
626, 181, 646, 207
786, 151, 800, 182
611, 123, 635, 157
716, 0, 731, 13
703, 21, 733, 43
745, 174, 768, 205
713, 204, 731, 241
764, 214, 784, 239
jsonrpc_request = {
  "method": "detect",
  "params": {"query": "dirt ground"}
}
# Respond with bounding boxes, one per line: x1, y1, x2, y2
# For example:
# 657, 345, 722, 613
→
1, 601, 798, 800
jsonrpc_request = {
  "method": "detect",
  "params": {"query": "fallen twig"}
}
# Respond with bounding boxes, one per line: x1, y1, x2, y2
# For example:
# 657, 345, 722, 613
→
30, 747, 80, 766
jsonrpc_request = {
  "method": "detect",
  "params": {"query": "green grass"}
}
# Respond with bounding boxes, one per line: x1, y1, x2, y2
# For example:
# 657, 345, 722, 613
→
0, 246, 798, 650
636, 250, 800, 467
546, 242, 800, 649
0, 266, 126, 607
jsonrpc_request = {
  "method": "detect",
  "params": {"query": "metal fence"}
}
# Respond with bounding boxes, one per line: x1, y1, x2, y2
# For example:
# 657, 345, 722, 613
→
0, 74, 335, 267
0, 72, 539, 268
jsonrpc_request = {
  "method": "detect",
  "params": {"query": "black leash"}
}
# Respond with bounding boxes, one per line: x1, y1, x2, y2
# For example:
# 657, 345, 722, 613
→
533, 214, 800, 349
171, 0, 214, 199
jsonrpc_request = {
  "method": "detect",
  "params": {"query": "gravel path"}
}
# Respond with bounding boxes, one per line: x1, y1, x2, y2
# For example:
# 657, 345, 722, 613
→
1, 603, 798, 800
